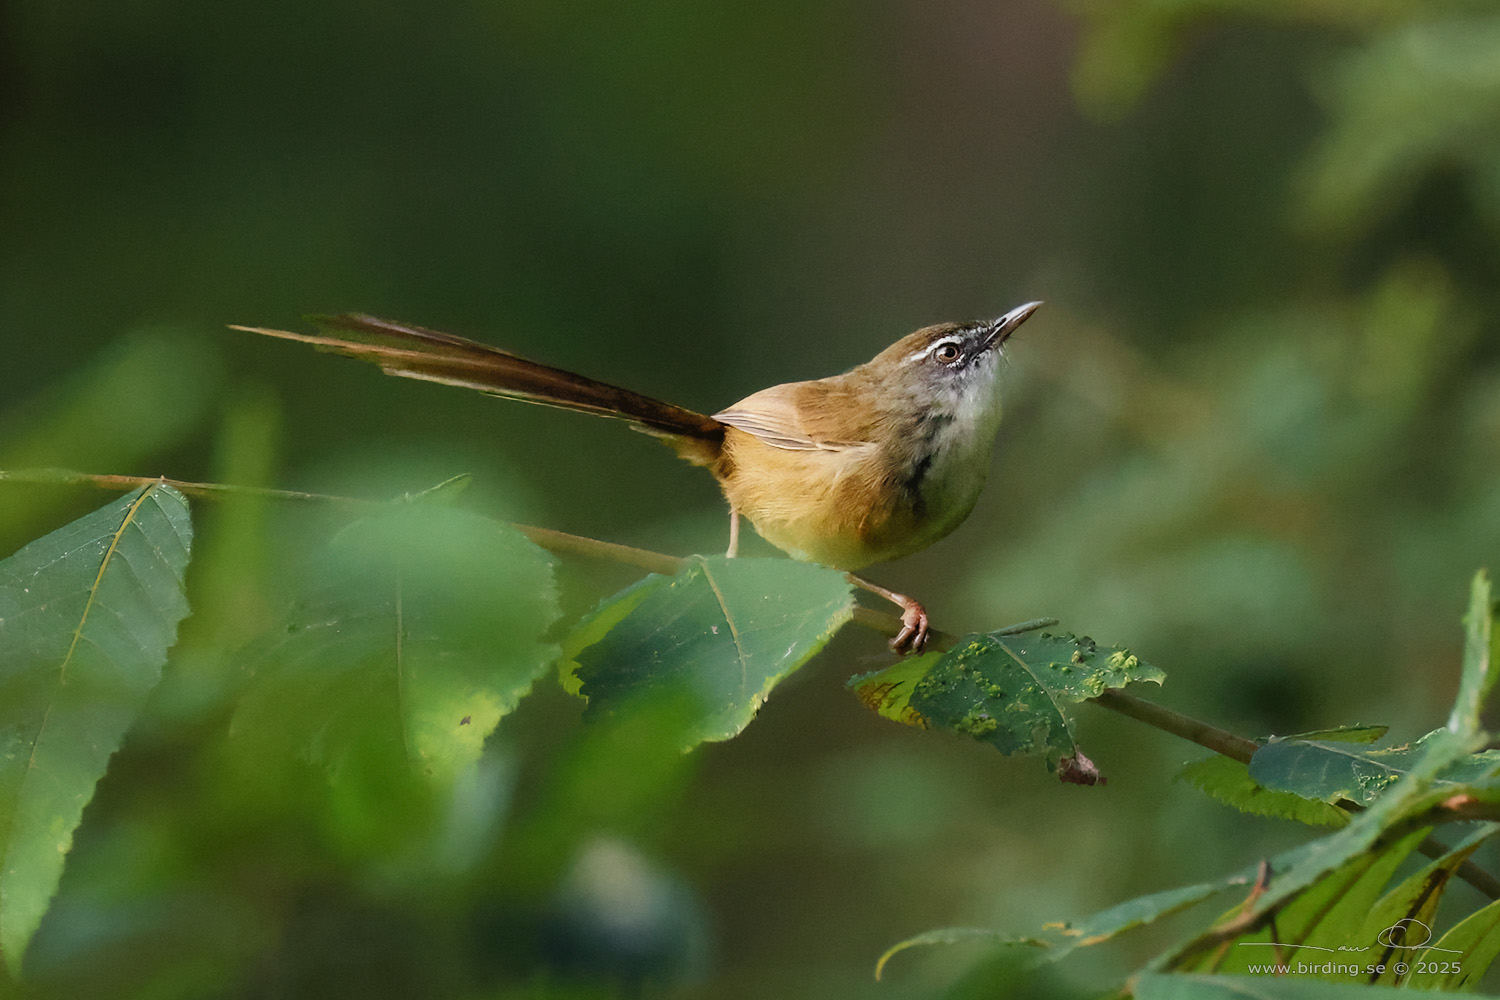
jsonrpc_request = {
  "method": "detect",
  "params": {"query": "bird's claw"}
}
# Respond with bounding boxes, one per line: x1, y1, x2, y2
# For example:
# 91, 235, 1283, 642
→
888, 604, 930, 655
845, 573, 930, 655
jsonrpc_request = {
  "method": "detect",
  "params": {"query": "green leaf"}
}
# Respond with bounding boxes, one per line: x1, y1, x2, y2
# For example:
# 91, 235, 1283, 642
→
233, 502, 559, 782
848, 652, 935, 729
876, 875, 1242, 980
874, 928, 1047, 981
566, 556, 854, 749
557, 573, 667, 698
1051, 879, 1241, 955
1178, 755, 1348, 828
1200, 827, 1431, 976
1410, 895, 1500, 991
1134, 972, 1463, 999
1159, 726, 1484, 973
1280, 725, 1388, 745
409, 473, 473, 502
1183, 829, 1431, 975
1452, 569, 1497, 738
0, 484, 193, 974
1248, 740, 1402, 806
1248, 729, 1500, 807
878, 824, 1438, 984
850, 631, 1163, 775
1353, 826, 1500, 985
1194, 825, 1482, 982
1281, 827, 1430, 969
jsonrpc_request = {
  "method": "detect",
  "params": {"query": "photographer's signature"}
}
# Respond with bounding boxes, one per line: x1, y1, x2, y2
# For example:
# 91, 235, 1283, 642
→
1235, 917, 1460, 955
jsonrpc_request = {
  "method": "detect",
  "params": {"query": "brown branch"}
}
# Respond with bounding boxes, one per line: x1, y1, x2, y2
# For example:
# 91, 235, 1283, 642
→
1092, 689, 1260, 764
513, 523, 684, 576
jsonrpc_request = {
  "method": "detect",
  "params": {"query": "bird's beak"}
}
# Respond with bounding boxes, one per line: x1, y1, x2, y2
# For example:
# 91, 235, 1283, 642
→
980, 300, 1042, 352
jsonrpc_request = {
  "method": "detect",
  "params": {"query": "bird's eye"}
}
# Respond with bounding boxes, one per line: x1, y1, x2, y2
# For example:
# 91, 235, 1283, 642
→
934, 343, 962, 364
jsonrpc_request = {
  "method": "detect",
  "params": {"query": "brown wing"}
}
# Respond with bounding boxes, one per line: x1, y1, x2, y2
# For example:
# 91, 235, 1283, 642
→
713, 379, 875, 452
231, 314, 725, 442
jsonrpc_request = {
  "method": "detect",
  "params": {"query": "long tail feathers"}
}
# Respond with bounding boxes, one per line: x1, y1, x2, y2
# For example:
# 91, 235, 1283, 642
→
230, 314, 726, 445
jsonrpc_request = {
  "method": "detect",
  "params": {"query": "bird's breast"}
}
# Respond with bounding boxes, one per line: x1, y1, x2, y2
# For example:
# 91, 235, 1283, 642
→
894, 403, 998, 544
712, 401, 999, 570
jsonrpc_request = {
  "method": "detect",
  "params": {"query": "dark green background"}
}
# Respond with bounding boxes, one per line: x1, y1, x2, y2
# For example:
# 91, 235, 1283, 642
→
4, 1, 1500, 997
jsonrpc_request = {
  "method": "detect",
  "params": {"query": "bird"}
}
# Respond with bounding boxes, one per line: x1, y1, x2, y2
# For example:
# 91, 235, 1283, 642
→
232, 301, 1040, 652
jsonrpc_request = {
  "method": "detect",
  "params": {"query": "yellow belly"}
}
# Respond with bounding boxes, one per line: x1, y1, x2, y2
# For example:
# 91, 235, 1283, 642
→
713, 427, 972, 571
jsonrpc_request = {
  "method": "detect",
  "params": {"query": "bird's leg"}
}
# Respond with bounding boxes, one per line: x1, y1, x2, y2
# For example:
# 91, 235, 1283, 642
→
725, 508, 741, 558
846, 573, 930, 654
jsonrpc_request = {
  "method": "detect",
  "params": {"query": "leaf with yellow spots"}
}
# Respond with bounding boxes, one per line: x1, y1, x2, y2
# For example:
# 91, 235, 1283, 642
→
849, 630, 1163, 783
1248, 729, 1500, 808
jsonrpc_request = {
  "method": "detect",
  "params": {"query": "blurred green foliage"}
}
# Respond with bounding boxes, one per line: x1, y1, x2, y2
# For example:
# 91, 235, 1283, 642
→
4, 0, 1500, 996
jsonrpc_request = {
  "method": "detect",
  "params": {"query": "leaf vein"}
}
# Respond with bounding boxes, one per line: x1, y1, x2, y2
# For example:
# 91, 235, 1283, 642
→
697, 559, 749, 694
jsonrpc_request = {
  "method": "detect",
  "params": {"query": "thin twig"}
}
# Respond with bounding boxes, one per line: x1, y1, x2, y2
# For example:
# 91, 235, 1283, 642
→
0, 468, 369, 505
1, 469, 688, 574
1092, 689, 1260, 763
513, 523, 684, 576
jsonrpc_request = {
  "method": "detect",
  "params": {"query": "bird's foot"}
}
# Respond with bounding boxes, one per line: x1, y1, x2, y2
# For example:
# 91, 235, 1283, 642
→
889, 600, 930, 654
846, 573, 930, 654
